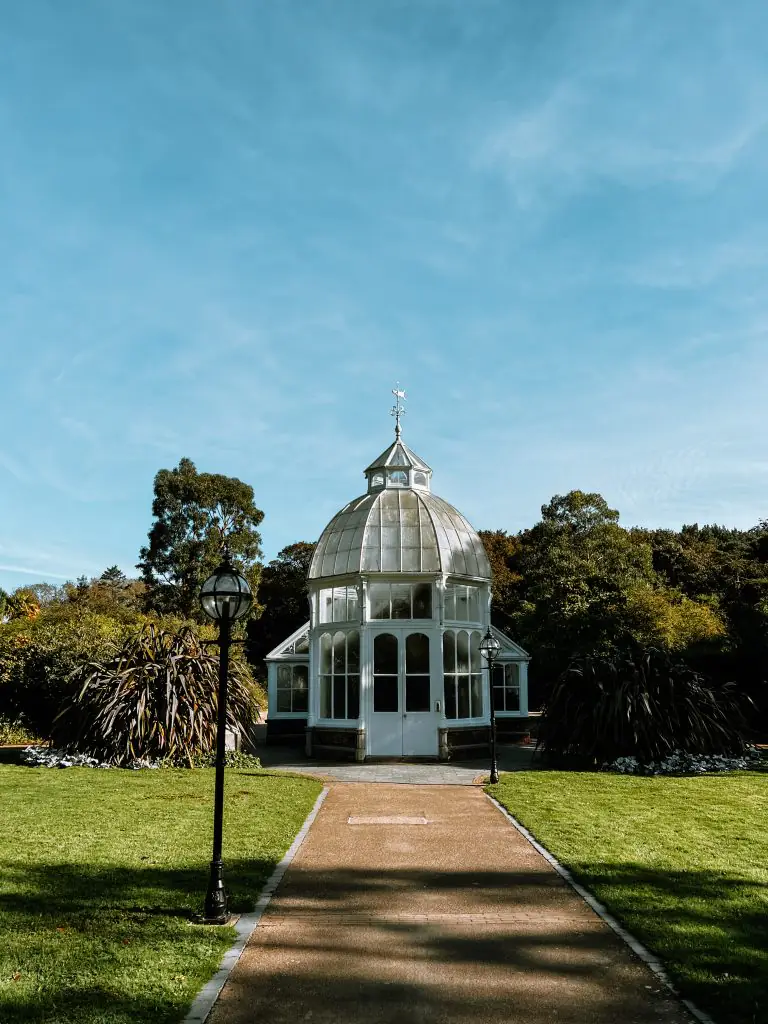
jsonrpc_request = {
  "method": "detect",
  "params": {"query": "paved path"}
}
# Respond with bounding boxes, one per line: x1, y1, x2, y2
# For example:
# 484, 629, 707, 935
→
209, 784, 690, 1024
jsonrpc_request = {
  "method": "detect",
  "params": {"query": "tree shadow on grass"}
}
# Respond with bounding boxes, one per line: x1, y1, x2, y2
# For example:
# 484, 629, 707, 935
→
561, 861, 768, 1024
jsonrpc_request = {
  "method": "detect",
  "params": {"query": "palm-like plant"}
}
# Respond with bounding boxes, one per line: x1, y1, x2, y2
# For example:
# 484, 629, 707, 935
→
539, 647, 751, 765
53, 624, 259, 765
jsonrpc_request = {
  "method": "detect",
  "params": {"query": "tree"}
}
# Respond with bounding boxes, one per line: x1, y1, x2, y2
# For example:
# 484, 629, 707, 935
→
516, 491, 655, 667
478, 530, 521, 618
246, 542, 315, 676
3, 588, 42, 621
100, 565, 128, 587
137, 458, 264, 618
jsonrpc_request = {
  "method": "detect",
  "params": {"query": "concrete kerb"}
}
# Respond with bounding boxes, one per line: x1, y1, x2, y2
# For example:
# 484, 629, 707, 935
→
183, 786, 330, 1024
485, 793, 717, 1024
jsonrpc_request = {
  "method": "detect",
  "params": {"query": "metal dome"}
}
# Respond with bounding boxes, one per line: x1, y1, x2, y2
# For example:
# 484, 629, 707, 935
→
309, 487, 491, 580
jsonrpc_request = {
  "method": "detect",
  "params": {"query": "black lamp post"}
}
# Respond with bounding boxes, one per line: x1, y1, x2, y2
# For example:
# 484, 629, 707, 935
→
199, 547, 253, 924
479, 627, 502, 785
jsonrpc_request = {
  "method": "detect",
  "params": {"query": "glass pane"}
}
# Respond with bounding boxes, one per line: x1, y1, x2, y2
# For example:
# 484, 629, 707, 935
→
402, 548, 420, 572
457, 631, 469, 673
319, 589, 333, 624
293, 685, 308, 713
276, 689, 292, 712
347, 587, 359, 621
348, 675, 360, 719
468, 587, 481, 621
319, 633, 332, 674
412, 582, 432, 618
320, 676, 332, 718
369, 583, 390, 619
406, 675, 430, 712
414, 472, 427, 487
456, 587, 469, 621
470, 673, 483, 718
493, 686, 504, 712
295, 635, 309, 653
444, 587, 456, 620
333, 676, 346, 719
406, 632, 430, 674
371, 473, 384, 487
457, 674, 470, 718
469, 631, 481, 672
391, 584, 411, 618
443, 676, 457, 719
347, 630, 360, 672
333, 588, 347, 622
505, 664, 520, 710
333, 631, 346, 673
443, 630, 455, 672
390, 470, 407, 485
374, 676, 398, 712
374, 633, 398, 675
277, 664, 291, 684
294, 664, 308, 688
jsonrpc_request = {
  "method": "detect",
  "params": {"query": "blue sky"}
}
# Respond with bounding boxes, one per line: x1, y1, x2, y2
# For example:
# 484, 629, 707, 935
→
2, 0, 768, 592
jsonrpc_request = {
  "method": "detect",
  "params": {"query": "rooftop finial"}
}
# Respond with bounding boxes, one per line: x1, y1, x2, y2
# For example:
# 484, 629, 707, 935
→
391, 385, 406, 439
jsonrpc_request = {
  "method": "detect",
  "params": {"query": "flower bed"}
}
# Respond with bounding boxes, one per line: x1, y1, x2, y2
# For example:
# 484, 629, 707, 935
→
604, 748, 762, 775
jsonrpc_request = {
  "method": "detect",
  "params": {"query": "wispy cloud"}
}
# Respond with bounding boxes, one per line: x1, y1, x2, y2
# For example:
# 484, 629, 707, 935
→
0, 564, 71, 580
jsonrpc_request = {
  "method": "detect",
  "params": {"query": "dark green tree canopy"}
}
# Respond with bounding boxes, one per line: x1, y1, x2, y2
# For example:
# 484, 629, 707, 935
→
137, 458, 264, 618
247, 541, 315, 675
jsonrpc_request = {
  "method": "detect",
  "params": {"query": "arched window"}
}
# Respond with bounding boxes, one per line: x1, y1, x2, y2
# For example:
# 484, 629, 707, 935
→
373, 633, 399, 712
389, 470, 408, 486
370, 472, 385, 488
443, 629, 483, 719
413, 472, 427, 488
405, 633, 430, 712
319, 630, 360, 720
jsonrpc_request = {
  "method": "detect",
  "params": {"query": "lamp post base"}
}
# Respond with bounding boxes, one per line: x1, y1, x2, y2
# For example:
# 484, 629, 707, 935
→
203, 859, 229, 925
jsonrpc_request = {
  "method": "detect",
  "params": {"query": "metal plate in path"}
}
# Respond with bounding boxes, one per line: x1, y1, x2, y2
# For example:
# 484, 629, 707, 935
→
347, 815, 429, 825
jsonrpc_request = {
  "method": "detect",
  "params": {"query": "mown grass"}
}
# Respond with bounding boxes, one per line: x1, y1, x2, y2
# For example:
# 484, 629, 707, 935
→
0, 765, 322, 1024
490, 770, 768, 1024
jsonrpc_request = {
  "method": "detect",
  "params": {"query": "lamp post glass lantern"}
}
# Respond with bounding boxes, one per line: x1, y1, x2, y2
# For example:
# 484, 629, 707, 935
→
479, 628, 502, 785
199, 549, 252, 923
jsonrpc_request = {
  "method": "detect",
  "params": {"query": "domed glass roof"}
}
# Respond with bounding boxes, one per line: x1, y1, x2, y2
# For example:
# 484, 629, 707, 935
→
309, 440, 490, 580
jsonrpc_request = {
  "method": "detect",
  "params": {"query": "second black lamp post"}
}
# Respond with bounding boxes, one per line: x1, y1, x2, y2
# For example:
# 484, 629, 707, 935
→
479, 627, 502, 785
199, 548, 253, 924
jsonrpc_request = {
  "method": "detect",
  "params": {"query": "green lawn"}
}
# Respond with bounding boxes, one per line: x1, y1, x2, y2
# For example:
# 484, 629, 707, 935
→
0, 765, 322, 1024
490, 770, 768, 1024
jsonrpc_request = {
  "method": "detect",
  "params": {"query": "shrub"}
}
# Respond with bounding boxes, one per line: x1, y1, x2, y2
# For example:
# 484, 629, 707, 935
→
0, 717, 37, 745
538, 647, 751, 766
53, 623, 261, 766
0, 613, 132, 738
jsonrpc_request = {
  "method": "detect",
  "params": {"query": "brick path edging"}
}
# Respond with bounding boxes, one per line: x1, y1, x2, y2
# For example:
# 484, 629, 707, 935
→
183, 786, 330, 1024
485, 793, 716, 1024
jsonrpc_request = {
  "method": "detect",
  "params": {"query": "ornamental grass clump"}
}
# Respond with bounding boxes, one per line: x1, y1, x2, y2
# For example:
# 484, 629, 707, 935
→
539, 647, 752, 766
53, 623, 260, 766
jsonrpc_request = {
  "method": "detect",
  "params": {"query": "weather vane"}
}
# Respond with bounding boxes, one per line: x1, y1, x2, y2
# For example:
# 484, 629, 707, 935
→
391, 385, 406, 439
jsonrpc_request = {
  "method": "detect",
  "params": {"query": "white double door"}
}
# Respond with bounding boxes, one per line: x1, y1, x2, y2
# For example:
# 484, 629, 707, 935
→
367, 629, 439, 757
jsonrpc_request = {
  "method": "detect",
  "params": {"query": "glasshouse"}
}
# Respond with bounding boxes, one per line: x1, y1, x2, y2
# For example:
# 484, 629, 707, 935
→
266, 422, 530, 761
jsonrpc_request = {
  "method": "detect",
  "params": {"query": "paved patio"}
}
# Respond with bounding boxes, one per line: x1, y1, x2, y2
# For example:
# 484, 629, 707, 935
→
255, 742, 538, 785
208, 784, 691, 1024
